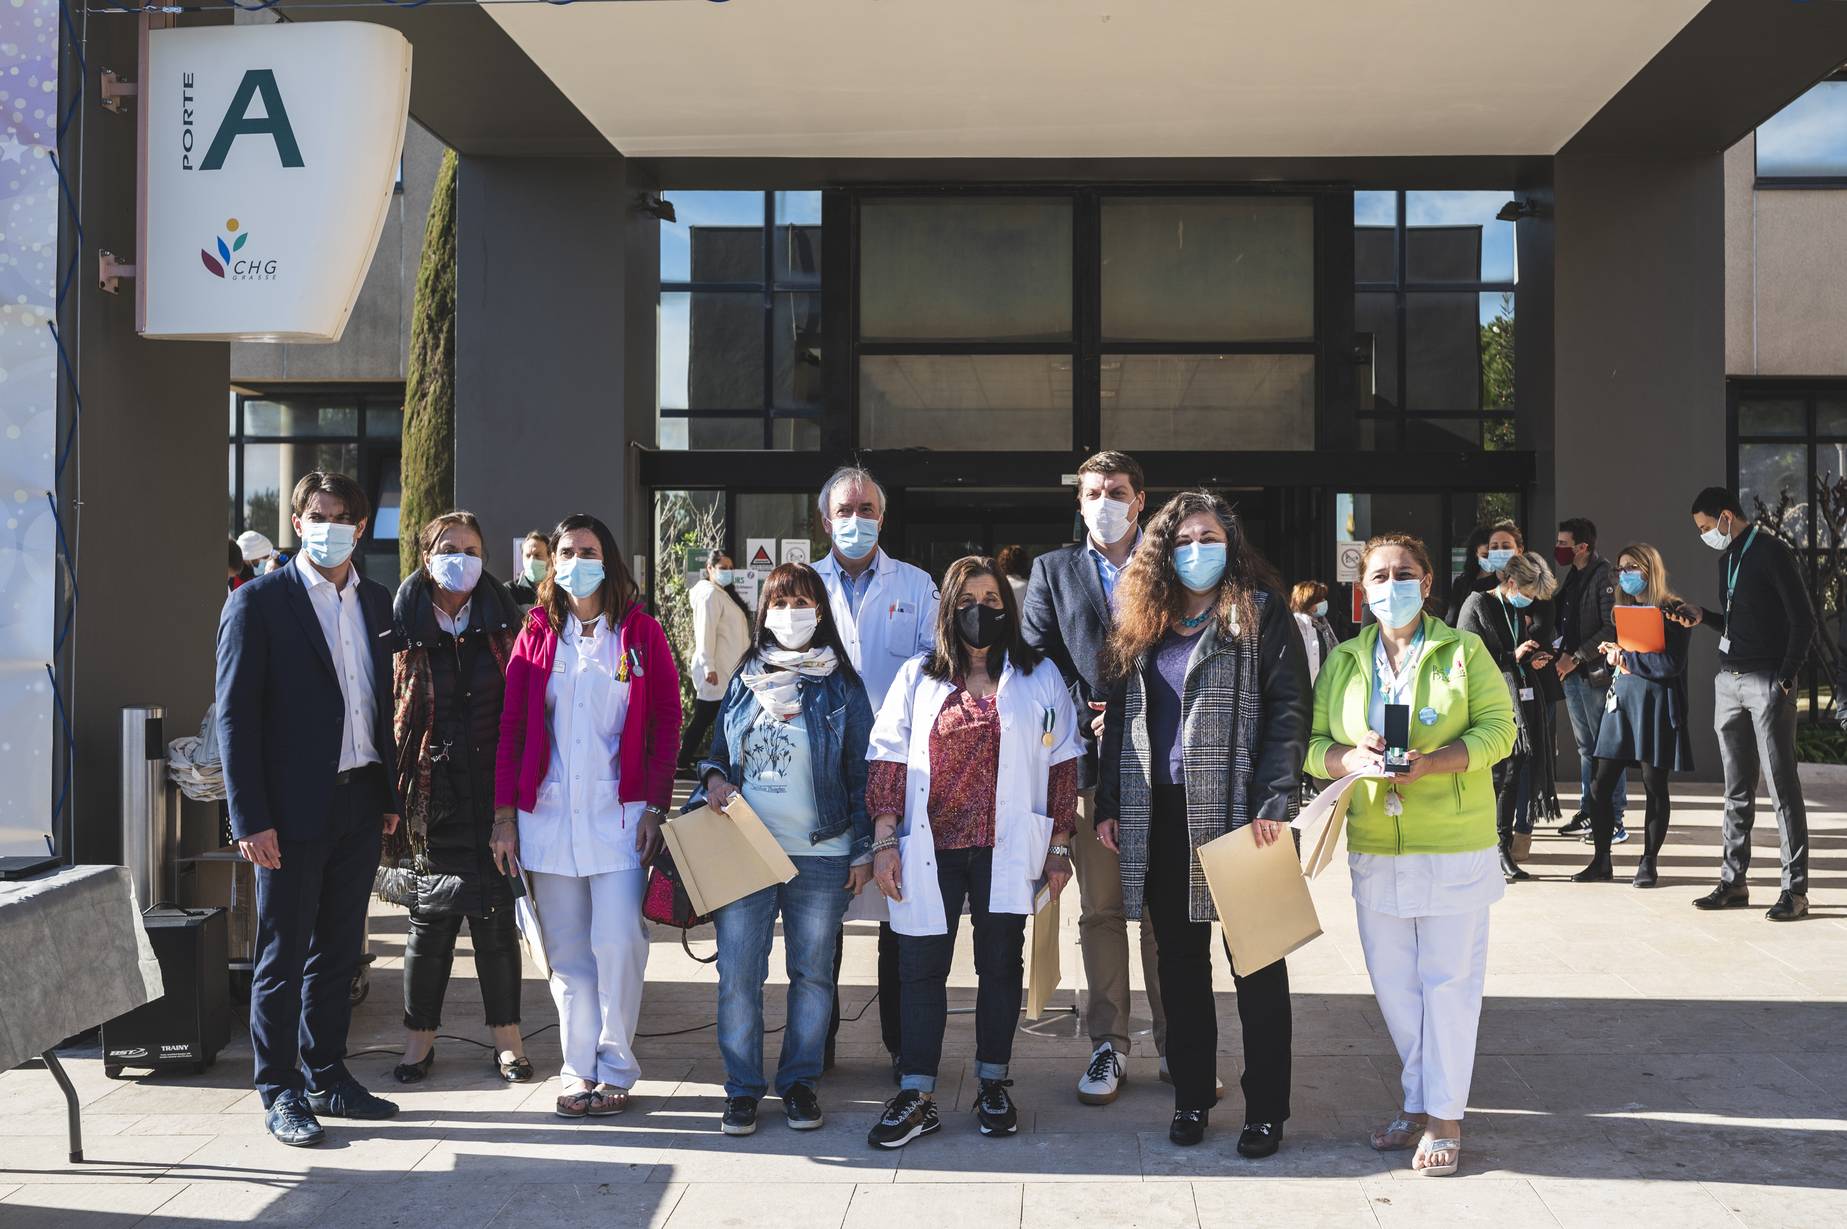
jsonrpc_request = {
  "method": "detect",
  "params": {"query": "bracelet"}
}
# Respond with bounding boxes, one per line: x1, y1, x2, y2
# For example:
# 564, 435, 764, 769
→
870, 836, 899, 854
1046, 843, 1073, 859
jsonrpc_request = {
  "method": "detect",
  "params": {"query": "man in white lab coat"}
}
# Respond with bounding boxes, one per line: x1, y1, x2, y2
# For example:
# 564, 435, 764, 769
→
812, 465, 938, 1076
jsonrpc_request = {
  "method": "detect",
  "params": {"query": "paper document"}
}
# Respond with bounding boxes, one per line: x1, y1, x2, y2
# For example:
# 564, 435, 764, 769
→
1293, 771, 1387, 879
1025, 891, 1061, 1019
660, 796, 800, 916
513, 868, 550, 979
1195, 824, 1323, 977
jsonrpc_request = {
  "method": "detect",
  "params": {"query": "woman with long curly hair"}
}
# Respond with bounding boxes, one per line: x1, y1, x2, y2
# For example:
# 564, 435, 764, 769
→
1093, 491, 1311, 1152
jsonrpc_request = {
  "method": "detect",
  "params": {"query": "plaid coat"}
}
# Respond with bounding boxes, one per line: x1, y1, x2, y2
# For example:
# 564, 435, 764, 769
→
1096, 591, 1311, 923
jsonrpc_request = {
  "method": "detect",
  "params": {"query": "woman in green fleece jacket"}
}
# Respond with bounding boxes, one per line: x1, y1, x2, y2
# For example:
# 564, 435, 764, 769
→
1306, 533, 1516, 1179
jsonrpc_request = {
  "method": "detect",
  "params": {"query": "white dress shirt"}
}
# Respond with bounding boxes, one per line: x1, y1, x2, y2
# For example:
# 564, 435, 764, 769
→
517, 613, 643, 877
295, 551, 380, 772
812, 549, 939, 714
434, 596, 473, 637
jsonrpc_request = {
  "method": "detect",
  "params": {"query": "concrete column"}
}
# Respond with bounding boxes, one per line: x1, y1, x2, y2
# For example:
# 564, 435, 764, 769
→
1554, 153, 1727, 780
454, 155, 648, 574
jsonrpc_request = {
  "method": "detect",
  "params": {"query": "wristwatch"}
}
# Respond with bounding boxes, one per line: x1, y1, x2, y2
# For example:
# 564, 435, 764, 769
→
1047, 843, 1074, 859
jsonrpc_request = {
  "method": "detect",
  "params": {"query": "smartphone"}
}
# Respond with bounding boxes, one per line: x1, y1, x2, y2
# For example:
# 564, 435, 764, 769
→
504, 868, 526, 901
1382, 703, 1412, 774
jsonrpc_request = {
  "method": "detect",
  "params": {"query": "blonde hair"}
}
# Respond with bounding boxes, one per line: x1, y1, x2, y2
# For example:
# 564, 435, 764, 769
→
1614, 543, 1680, 608
1499, 550, 1558, 600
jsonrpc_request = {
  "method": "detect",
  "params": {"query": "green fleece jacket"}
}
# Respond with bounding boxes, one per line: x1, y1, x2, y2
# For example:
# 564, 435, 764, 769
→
1304, 615, 1517, 856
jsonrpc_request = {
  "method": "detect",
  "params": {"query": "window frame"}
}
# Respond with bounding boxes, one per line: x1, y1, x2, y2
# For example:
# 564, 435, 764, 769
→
1753, 71, 1847, 189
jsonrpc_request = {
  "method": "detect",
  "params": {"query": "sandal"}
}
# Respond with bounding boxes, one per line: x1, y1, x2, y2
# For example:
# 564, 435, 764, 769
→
1369, 1115, 1423, 1151
555, 1091, 595, 1119
588, 1085, 629, 1116
1413, 1134, 1462, 1177
495, 1053, 535, 1084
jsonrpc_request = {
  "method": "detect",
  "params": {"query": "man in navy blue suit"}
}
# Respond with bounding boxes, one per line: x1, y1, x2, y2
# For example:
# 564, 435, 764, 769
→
217, 471, 403, 1146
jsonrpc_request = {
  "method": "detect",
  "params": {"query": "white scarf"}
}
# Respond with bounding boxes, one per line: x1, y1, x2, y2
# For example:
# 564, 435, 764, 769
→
740, 645, 839, 719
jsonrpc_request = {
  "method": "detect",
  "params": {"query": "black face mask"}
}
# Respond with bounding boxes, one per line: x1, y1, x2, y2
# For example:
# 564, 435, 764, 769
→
956, 602, 1009, 649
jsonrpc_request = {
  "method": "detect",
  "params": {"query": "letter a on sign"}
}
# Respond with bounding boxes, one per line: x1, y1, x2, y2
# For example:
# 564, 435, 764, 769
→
140, 24, 413, 340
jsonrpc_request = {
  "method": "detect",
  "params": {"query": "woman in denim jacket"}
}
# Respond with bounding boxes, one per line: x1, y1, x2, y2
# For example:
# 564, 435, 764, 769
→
692, 562, 875, 1137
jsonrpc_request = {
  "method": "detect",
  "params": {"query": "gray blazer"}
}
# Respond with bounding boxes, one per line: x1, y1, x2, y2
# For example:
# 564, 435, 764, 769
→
1021, 542, 1116, 788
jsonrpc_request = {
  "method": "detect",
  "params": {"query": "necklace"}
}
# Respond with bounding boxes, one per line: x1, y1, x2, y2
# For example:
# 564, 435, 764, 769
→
1178, 607, 1211, 629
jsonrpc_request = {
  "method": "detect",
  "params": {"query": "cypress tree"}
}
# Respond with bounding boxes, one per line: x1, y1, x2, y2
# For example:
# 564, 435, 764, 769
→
399, 148, 457, 578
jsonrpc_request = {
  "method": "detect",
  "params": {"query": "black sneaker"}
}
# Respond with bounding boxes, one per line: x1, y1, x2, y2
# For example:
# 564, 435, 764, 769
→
867, 1089, 939, 1150
1693, 881, 1750, 910
976, 1078, 1018, 1137
304, 1078, 398, 1120
1169, 1108, 1208, 1146
1237, 1120, 1283, 1158
721, 1095, 758, 1136
264, 1092, 325, 1148
1558, 813, 1591, 837
1766, 891, 1809, 922
783, 1084, 824, 1131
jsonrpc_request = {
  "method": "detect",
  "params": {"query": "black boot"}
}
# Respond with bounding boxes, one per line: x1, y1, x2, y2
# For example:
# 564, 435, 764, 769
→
1631, 855, 1658, 888
1633, 811, 1668, 888
1572, 851, 1613, 882
1499, 836, 1531, 882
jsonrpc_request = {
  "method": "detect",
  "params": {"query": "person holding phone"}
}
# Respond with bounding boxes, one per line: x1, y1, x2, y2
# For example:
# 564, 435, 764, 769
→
690, 562, 875, 1138
387, 511, 531, 1086
1572, 544, 1695, 887
1456, 550, 1560, 882
1095, 491, 1312, 1153
1307, 534, 1516, 1177
492, 514, 681, 1118
864, 556, 1080, 1150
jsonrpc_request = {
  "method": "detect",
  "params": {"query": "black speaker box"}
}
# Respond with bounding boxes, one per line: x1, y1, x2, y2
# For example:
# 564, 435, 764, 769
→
101, 905, 231, 1077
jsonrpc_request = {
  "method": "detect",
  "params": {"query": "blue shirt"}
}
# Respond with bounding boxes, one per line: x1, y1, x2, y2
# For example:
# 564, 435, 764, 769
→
1086, 529, 1142, 611
840, 557, 878, 618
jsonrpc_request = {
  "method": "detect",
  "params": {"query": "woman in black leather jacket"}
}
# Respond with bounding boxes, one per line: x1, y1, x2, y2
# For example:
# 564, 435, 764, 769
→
387, 511, 532, 1084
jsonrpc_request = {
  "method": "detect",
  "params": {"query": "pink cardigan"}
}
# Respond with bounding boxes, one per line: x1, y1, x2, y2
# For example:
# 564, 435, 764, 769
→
495, 603, 682, 813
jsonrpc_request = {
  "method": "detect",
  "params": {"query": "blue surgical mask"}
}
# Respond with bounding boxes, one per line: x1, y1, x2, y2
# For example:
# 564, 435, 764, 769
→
1482, 548, 1515, 573
554, 556, 605, 599
523, 557, 548, 585
300, 520, 357, 569
1173, 541, 1227, 593
1365, 579, 1426, 630
1618, 569, 1647, 597
831, 515, 879, 561
1505, 590, 1534, 609
1310, 601, 1328, 618
713, 568, 736, 587
428, 552, 482, 595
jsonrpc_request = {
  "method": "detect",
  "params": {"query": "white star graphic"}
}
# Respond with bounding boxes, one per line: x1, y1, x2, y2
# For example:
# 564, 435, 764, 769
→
0, 135, 25, 163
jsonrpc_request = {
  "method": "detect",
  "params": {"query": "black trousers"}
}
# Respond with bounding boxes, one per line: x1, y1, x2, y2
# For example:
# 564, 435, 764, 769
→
250, 766, 386, 1107
1146, 785, 1292, 1120
678, 697, 723, 770
402, 904, 523, 1032
829, 921, 903, 1057
1589, 758, 1671, 859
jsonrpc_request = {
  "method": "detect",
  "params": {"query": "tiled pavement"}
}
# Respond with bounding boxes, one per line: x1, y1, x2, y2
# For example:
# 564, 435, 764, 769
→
2, 783, 1844, 1227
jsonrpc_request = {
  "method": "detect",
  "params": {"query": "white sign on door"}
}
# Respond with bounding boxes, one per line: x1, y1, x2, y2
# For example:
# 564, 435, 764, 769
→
780, 539, 811, 566
745, 538, 777, 572
141, 24, 412, 341
1335, 541, 1364, 584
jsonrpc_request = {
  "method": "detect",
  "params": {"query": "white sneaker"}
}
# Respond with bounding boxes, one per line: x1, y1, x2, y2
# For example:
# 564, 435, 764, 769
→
1158, 1057, 1227, 1100
1076, 1043, 1124, 1105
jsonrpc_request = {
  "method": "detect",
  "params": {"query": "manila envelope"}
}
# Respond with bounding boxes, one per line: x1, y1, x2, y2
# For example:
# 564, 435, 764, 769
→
1195, 824, 1323, 977
1025, 888, 1060, 1020
1294, 771, 1381, 879
660, 796, 800, 916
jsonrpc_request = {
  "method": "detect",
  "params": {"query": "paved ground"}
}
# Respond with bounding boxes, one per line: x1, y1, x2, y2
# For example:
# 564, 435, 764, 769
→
2, 781, 1845, 1227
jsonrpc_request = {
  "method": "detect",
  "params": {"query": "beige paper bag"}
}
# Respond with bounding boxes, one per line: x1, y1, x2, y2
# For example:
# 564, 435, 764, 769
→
1025, 890, 1060, 1019
660, 796, 800, 916
513, 868, 551, 979
1195, 824, 1323, 977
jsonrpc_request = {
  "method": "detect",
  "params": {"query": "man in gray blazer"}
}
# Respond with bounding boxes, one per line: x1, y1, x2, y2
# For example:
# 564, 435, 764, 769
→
1021, 450, 1172, 1105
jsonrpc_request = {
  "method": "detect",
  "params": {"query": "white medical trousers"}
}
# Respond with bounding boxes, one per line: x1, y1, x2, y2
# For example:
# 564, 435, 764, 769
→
1355, 903, 1491, 1122
531, 868, 649, 1090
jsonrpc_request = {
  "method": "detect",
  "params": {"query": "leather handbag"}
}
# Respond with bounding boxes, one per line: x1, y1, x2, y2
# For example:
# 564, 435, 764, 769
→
643, 851, 716, 964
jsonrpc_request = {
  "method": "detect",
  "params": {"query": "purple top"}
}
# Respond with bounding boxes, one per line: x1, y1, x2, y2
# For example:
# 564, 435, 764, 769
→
1146, 627, 1197, 786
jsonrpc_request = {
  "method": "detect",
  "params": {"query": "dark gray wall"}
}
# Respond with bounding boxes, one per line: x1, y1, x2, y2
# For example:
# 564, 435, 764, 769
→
66, 16, 230, 860
1554, 154, 1727, 780
454, 156, 648, 568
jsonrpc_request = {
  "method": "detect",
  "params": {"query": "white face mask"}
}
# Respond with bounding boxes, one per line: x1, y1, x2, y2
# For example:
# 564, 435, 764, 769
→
764, 606, 819, 651
1700, 514, 1732, 551
428, 552, 482, 594
1082, 495, 1136, 546
299, 520, 357, 569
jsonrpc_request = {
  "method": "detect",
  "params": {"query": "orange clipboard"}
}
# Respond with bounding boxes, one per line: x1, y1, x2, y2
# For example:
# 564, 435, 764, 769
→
1613, 605, 1666, 654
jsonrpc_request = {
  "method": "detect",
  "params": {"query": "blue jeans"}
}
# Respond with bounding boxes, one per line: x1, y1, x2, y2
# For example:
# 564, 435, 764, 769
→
713, 854, 852, 1099
1562, 672, 1625, 818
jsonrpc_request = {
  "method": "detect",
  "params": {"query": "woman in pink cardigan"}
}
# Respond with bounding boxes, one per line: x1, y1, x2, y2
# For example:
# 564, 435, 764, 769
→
490, 513, 681, 1118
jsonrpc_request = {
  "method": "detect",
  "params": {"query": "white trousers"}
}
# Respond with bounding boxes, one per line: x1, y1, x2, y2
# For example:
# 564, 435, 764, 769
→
1354, 902, 1491, 1122
531, 868, 649, 1090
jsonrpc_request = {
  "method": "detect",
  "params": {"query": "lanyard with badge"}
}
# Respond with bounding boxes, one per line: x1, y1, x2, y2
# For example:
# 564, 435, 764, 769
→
1500, 598, 1536, 703
1719, 524, 1757, 656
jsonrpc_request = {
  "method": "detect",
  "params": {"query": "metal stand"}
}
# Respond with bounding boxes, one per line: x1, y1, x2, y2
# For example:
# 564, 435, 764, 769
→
41, 1050, 82, 1163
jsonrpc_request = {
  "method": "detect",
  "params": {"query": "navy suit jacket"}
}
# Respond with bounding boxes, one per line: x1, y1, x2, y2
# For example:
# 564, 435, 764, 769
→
216, 563, 402, 841
1021, 541, 1117, 788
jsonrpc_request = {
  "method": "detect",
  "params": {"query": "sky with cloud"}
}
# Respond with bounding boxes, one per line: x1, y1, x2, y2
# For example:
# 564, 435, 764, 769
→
1756, 79, 1847, 177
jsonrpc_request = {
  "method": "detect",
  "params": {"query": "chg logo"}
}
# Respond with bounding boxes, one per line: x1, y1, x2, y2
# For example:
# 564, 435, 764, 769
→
200, 217, 277, 281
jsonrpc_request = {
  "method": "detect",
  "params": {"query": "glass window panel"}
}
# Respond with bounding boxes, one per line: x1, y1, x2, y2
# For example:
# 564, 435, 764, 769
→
1817, 398, 1847, 437
655, 490, 726, 585
661, 191, 765, 284
1403, 415, 1486, 451
1339, 491, 1443, 557
1481, 293, 1515, 412
228, 395, 238, 435
227, 444, 237, 533
773, 191, 823, 287
660, 291, 763, 411
1757, 80, 1847, 178
736, 493, 829, 608
859, 198, 1073, 343
859, 355, 1072, 450
1354, 190, 1397, 228
659, 416, 689, 451
1099, 354, 1314, 451
1819, 441, 1847, 548
372, 459, 402, 541
772, 291, 823, 411
242, 400, 358, 437
1738, 441, 1809, 546
239, 441, 359, 548
1354, 223, 1395, 285
1740, 398, 1807, 436
1404, 292, 1483, 412
1100, 197, 1314, 343
1355, 291, 1398, 412
769, 417, 821, 451
686, 417, 769, 450
1405, 191, 1516, 283
365, 405, 404, 439
360, 546, 400, 590
1449, 491, 1521, 581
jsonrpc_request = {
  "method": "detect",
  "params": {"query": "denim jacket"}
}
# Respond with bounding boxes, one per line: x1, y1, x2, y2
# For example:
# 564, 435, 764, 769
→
689, 662, 875, 860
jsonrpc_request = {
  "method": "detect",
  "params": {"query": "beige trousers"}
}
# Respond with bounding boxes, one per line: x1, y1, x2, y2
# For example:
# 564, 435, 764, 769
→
1072, 787, 1166, 1054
